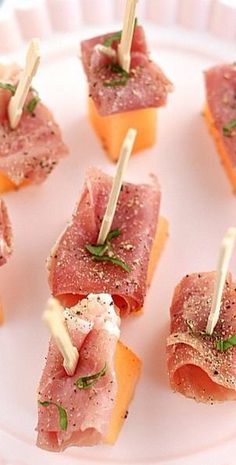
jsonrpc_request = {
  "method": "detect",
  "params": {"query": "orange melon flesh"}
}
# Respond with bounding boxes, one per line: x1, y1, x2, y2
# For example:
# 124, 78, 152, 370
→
147, 216, 169, 287
204, 104, 236, 192
105, 340, 141, 444
0, 302, 4, 325
0, 171, 30, 193
88, 97, 157, 162
105, 217, 168, 444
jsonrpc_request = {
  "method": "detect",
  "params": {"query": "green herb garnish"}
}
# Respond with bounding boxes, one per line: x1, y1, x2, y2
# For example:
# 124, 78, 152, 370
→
108, 63, 129, 76
26, 95, 40, 113
223, 119, 236, 137
107, 229, 120, 240
0, 82, 40, 114
85, 228, 131, 273
103, 31, 122, 47
103, 63, 130, 87
103, 77, 128, 87
216, 335, 236, 352
86, 242, 109, 257
38, 400, 68, 431
92, 255, 131, 272
0, 82, 17, 94
75, 362, 107, 390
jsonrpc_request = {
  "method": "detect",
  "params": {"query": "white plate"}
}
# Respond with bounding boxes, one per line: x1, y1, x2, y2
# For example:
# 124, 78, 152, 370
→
0, 24, 236, 465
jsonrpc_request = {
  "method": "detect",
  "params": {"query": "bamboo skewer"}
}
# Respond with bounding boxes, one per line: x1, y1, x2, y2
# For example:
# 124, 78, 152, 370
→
97, 128, 137, 245
43, 298, 79, 376
8, 38, 40, 129
118, 0, 138, 73
206, 227, 236, 335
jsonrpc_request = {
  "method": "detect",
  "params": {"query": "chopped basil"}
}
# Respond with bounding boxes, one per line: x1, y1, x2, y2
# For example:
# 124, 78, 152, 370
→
103, 63, 130, 87
103, 31, 122, 47
85, 243, 108, 257
107, 229, 120, 241
38, 400, 68, 431
75, 362, 107, 390
103, 78, 128, 87
108, 63, 129, 77
85, 228, 131, 273
39, 400, 50, 407
0, 82, 17, 94
93, 255, 131, 272
223, 119, 236, 136
216, 335, 236, 352
26, 95, 40, 113
0, 81, 40, 114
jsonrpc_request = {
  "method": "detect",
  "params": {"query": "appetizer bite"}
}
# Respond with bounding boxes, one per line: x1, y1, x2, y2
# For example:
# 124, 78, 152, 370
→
167, 228, 236, 402
204, 63, 236, 191
80, 0, 172, 161
0, 39, 68, 193
48, 130, 168, 316
0, 199, 13, 324
36, 294, 141, 450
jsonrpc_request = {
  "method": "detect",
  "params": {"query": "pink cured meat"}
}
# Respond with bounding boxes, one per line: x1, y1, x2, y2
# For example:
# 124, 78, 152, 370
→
36, 294, 120, 451
48, 167, 160, 315
167, 272, 236, 403
205, 63, 236, 167
0, 199, 12, 266
0, 64, 68, 186
81, 25, 173, 116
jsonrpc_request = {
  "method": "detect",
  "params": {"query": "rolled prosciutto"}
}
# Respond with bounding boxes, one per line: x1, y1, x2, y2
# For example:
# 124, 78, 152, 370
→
0, 199, 12, 266
167, 272, 236, 403
81, 25, 172, 116
37, 293, 120, 451
204, 63, 236, 191
0, 63, 68, 187
48, 167, 160, 316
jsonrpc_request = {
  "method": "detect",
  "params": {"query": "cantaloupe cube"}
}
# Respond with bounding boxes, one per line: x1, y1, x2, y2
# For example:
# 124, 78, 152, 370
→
88, 97, 157, 162
105, 340, 141, 444
134, 216, 169, 316
0, 171, 30, 193
204, 104, 236, 192
0, 302, 4, 325
147, 216, 169, 286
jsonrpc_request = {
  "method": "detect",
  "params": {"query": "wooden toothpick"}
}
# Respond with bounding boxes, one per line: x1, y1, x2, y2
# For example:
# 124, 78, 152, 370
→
118, 0, 138, 73
43, 298, 79, 376
97, 128, 137, 245
8, 38, 41, 129
206, 227, 236, 335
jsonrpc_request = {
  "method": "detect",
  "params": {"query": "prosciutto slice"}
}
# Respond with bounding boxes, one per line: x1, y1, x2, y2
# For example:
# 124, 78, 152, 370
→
0, 199, 12, 266
0, 64, 68, 185
48, 167, 160, 315
81, 25, 173, 116
205, 63, 236, 167
37, 293, 120, 451
167, 272, 236, 403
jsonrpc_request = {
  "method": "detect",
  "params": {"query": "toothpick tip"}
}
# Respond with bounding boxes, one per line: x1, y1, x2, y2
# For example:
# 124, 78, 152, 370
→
206, 225, 236, 335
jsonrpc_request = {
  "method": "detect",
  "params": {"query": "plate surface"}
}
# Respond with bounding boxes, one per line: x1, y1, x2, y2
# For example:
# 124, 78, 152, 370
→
0, 25, 236, 465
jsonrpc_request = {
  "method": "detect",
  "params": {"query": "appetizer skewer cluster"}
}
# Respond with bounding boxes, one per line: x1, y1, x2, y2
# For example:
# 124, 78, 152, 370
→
0, 0, 235, 455
37, 127, 168, 449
